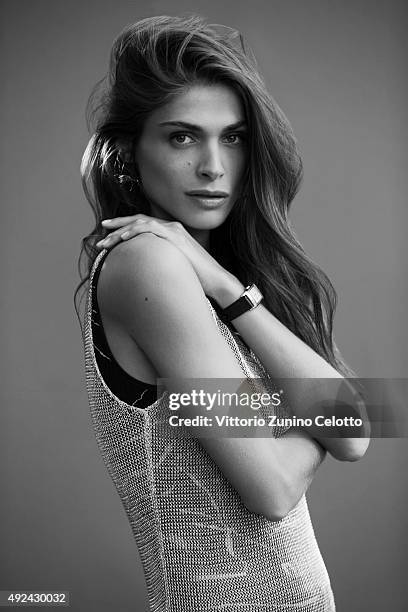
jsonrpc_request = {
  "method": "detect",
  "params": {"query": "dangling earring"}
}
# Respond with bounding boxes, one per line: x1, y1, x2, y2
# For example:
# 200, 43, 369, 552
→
114, 156, 141, 192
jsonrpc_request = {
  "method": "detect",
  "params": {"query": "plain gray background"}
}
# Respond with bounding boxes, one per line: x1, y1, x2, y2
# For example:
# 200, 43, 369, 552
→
1, 0, 407, 610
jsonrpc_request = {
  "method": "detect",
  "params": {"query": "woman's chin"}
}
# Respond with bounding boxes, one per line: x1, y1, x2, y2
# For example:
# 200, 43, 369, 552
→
183, 216, 229, 232
183, 207, 232, 229
148, 202, 231, 232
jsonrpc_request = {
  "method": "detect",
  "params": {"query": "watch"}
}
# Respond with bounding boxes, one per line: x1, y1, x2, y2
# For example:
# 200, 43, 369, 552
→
221, 284, 264, 323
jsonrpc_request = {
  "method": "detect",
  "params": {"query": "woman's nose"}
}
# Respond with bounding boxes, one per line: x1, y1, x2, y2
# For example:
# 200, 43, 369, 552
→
196, 145, 225, 180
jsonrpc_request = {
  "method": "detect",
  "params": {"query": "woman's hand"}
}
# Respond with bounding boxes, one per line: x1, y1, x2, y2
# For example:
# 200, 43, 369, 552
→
96, 214, 237, 299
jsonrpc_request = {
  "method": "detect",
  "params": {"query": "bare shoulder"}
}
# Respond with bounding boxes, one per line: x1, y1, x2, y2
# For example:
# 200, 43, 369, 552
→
96, 232, 234, 380
97, 234, 204, 323
100, 233, 193, 285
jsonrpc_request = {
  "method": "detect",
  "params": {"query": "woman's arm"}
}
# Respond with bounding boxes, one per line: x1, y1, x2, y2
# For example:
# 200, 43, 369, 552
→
97, 215, 369, 462
97, 234, 326, 521
213, 275, 370, 462
202, 427, 326, 521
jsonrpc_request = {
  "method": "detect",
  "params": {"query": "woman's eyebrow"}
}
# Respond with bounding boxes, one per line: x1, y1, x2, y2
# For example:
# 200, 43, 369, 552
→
158, 120, 247, 131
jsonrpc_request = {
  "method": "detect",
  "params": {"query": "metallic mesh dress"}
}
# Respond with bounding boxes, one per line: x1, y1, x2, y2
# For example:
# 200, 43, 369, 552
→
83, 250, 336, 611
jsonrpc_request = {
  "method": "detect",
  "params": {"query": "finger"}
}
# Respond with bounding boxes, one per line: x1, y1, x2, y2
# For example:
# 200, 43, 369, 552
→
95, 231, 128, 249
96, 220, 146, 248
96, 221, 169, 249
101, 214, 150, 227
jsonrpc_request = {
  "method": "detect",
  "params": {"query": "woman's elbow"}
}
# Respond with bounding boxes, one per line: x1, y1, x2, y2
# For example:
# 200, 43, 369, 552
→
241, 481, 301, 522
242, 498, 283, 522
331, 437, 371, 462
245, 497, 298, 522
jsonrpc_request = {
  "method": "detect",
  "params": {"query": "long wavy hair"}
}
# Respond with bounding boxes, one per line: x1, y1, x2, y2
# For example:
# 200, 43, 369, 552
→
75, 14, 355, 377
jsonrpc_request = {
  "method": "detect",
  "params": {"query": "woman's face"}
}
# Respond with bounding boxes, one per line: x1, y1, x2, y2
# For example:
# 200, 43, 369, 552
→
135, 82, 247, 246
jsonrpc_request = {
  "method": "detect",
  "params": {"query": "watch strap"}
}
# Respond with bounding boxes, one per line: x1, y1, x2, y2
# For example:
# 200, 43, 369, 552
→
221, 284, 263, 323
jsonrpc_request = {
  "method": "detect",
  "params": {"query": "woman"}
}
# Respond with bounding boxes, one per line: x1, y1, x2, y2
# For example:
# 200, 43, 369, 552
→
76, 15, 369, 611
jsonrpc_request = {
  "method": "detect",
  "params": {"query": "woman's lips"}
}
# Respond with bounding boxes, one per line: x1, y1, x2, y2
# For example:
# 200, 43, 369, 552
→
185, 191, 229, 209
187, 195, 227, 208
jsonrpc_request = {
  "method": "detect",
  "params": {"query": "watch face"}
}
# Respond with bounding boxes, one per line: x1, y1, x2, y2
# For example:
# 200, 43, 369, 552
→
245, 285, 263, 306
252, 286, 263, 302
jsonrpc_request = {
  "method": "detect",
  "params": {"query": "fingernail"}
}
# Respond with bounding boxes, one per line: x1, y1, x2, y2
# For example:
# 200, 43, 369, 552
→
101, 219, 112, 225
121, 232, 130, 239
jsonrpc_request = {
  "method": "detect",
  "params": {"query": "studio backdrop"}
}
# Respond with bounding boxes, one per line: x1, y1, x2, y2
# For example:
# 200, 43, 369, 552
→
1, 1, 407, 611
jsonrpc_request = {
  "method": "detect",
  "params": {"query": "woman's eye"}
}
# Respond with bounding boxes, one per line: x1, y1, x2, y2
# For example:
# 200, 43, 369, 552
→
223, 133, 245, 145
170, 133, 195, 145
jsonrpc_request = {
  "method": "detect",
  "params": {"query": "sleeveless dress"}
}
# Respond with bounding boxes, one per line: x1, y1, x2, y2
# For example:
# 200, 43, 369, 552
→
82, 248, 336, 611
